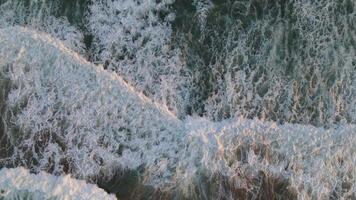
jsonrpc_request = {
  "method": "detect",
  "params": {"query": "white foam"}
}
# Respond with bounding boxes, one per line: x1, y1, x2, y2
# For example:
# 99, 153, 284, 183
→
0, 0, 85, 54
174, 0, 356, 124
89, 0, 190, 117
0, 167, 115, 200
1, 0, 354, 124
0, 26, 355, 199
0, 26, 184, 183
181, 117, 356, 199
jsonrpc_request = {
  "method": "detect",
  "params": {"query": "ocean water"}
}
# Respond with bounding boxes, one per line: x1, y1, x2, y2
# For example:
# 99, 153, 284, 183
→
0, 167, 115, 200
0, 1, 355, 200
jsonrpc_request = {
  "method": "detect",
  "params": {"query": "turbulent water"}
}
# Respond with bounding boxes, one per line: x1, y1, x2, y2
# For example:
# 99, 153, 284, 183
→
0, 167, 115, 200
0, 0, 355, 200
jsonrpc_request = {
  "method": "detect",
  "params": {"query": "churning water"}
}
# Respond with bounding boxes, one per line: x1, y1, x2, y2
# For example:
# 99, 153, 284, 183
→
0, 1, 355, 199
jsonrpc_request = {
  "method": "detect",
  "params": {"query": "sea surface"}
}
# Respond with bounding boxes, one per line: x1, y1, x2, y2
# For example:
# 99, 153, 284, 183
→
0, 1, 355, 199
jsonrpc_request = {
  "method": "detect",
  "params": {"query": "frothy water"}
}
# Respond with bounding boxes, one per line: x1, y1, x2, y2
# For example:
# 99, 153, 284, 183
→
0, 0, 86, 54
172, 0, 356, 124
0, 27, 355, 199
0, 167, 115, 200
0, 27, 183, 182
0, 0, 355, 199
1, 0, 355, 124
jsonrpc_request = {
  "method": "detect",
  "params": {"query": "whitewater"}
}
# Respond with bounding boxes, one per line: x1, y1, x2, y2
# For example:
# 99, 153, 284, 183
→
0, 0, 355, 200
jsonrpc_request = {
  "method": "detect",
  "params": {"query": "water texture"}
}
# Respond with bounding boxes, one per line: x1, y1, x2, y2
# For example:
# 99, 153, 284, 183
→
0, 1, 355, 200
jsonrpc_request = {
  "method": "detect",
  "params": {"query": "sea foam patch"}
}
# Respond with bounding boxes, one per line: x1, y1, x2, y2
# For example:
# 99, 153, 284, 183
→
0, 26, 184, 184
0, 26, 355, 200
0, 167, 115, 200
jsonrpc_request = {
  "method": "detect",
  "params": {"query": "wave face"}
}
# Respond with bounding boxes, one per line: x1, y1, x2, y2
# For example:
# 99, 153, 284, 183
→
0, 0, 355, 200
